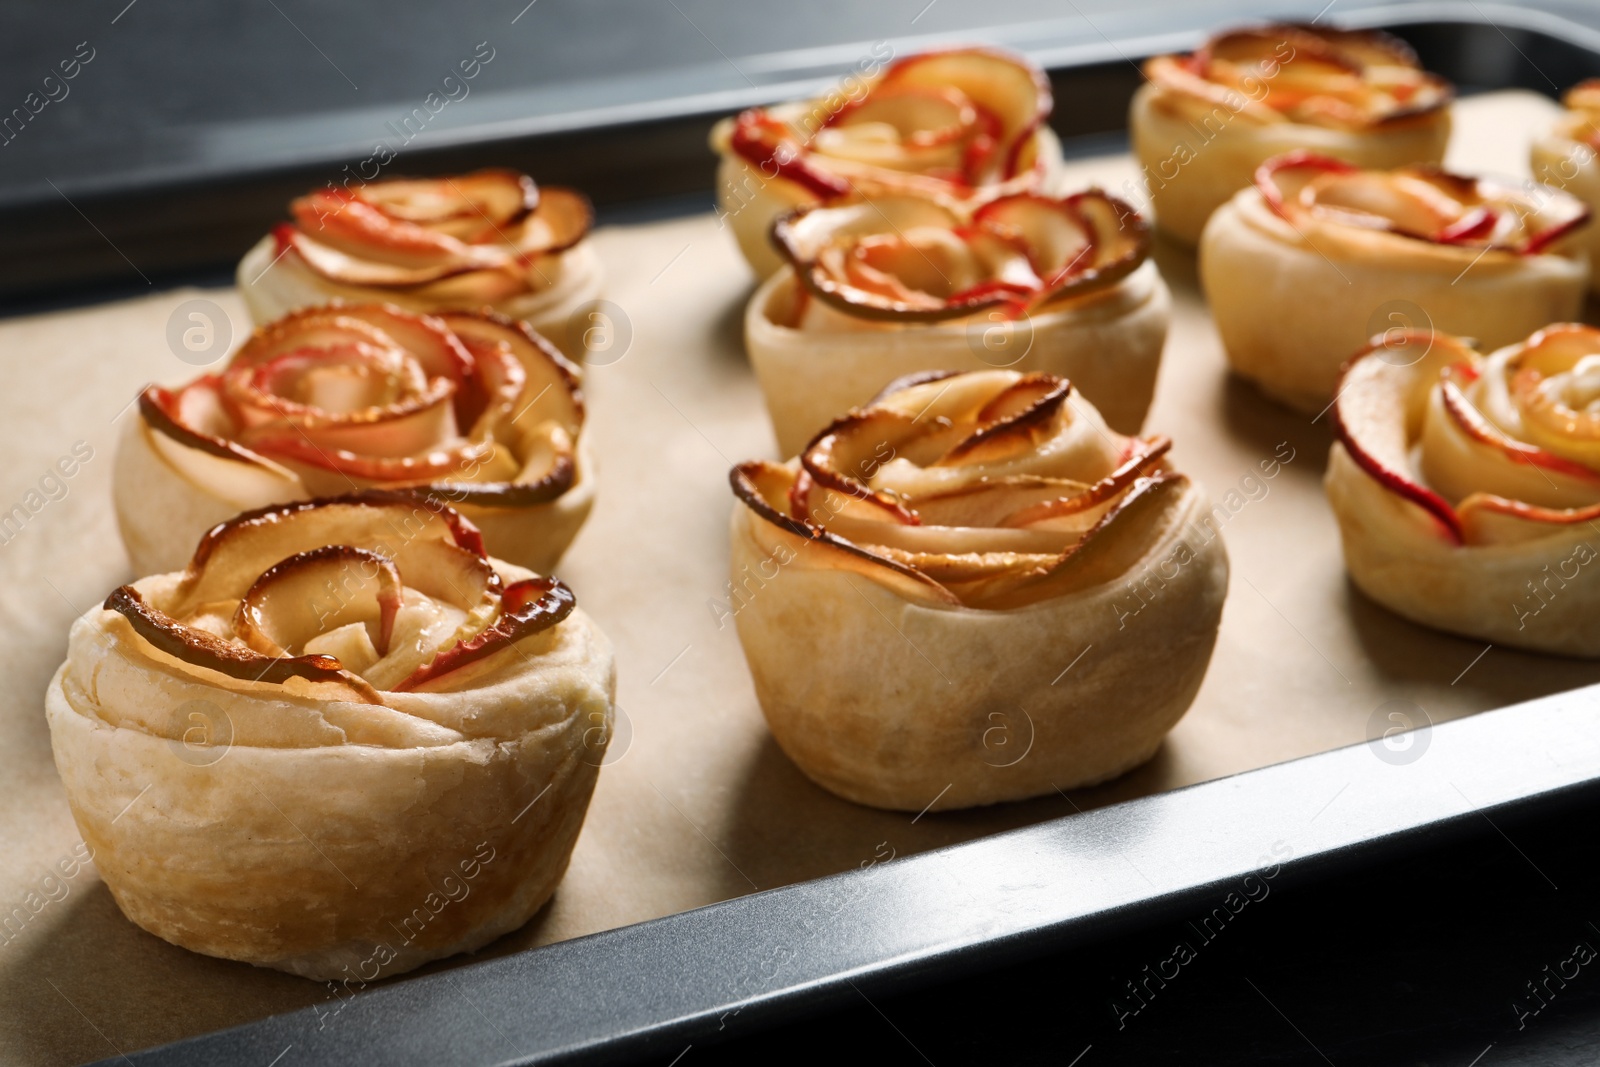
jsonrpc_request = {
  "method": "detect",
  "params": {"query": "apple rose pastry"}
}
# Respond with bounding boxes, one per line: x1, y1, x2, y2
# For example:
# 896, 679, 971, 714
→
1201, 152, 1591, 412
749, 189, 1169, 455
1132, 24, 1453, 244
46, 493, 615, 978
236, 169, 602, 358
710, 47, 1062, 279
1326, 325, 1600, 655
1532, 80, 1600, 295
115, 303, 591, 577
727, 370, 1228, 810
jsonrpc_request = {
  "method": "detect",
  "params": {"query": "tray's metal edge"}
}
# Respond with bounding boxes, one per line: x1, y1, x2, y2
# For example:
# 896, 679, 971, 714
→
0, 0, 1551, 211
104, 682, 1600, 1066
2, 0, 1583, 305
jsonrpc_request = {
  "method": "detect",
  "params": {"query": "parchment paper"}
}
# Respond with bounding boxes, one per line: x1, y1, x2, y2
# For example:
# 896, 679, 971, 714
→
2, 92, 1596, 1065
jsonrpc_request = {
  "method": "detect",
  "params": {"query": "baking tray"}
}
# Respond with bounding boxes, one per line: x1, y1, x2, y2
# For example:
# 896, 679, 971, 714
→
1, 2, 1597, 1065
9, 0, 1600, 300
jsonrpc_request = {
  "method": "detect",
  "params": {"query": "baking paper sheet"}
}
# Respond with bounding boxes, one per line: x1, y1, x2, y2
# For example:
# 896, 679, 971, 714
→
2, 91, 1595, 1065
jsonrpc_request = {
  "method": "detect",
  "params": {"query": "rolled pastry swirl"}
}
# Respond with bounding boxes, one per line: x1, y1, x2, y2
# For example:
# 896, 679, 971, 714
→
46, 494, 616, 979
1131, 24, 1453, 244
1532, 80, 1600, 295
749, 189, 1170, 455
1326, 325, 1600, 655
1201, 151, 1590, 412
728, 370, 1228, 810
236, 169, 603, 359
710, 47, 1064, 279
115, 303, 592, 577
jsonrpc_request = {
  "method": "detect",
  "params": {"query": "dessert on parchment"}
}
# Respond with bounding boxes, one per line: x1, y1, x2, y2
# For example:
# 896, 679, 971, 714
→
1200, 151, 1589, 412
710, 46, 1064, 279
746, 187, 1169, 456
727, 369, 1229, 810
1327, 325, 1600, 655
1131, 24, 1453, 244
237, 169, 602, 359
47, 494, 615, 979
1532, 80, 1600, 294
116, 303, 592, 577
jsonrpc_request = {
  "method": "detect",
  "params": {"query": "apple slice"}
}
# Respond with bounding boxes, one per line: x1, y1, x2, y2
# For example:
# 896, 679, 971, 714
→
1332, 329, 1477, 543
433, 325, 527, 439
245, 432, 490, 487
176, 492, 486, 610
962, 472, 1193, 609
1187, 25, 1450, 127
145, 376, 242, 454
233, 545, 402, 659
799, 406, 922, 525
1210, 31, 1364, 115
1144, 53, 1285, 124
1201, 26, 1366, 78
1457, 493, 1600, 545
278, 224, 498, 287
1256, 152, 1360, 220
106, 585, 382, 704
514, 186, 595, 259
774, 188, 1149, 323
291, 193, 478, 266
1504, 324, 1600, 469
937, 374, 1071, 466
231, 305, 474, 396
774, 194, 975, 322
353, 169, 537, 243
821, 86, 998, 185
986, 189, 1140, 300
819, 515, 1075, 559
729, 112, 853, 200
1421, 375, 1600, 510
999, 436, 1171, 527
972, 195, 1096, 285
828, 86, 972, 147
1523, 192, 1593, 253
393, 576, 574, 691
730, 460, 959, 607
871, 47, 1051, 177
1256, 153, 1590, 253
226, 348, 461, 460
436, 310, 581, 412
909, 474, 1089, 527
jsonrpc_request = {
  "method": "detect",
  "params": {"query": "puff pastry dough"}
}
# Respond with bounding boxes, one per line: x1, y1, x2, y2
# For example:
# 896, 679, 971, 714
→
1132, 25, 1452, 245
1532, 80, 1600, 295
236, 169, 603, 359
728, 370, 1229, 810
47, 494, 616, 979
1201, 152, 1590, 412
116, 304, 592, 577
710, 47, 1064, 279
748, 189, 1170, 455
1326, 325, 1600, 655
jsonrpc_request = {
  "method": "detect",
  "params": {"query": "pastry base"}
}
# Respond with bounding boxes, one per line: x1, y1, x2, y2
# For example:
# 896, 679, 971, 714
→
46, 578, 616, 980
1199, 188, 1588, 413
728, 482, 1229, 810
747, 261, 1170, 455
112, 400, 597, 578
1325, 445, 1600, 656
1531, 133, 1600, 296
235, 236, 606, 363
1129, 82, 1452, 246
